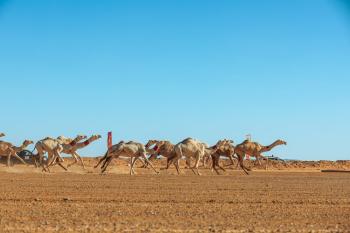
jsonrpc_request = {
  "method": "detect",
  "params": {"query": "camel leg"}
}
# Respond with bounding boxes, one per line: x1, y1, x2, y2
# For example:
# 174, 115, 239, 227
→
195, 158, 202, 176
258, 154, 269, 170
140, 153, 158, 174
216, 157, 226, 173
101, 158, 112, 173
237, 155, 250, 175
55, 153, 68, 171
131, 158, 138, 174
46, 153, 56, 168
206, 156, 211, 167
101, 156, 111, 171
67, 154, 77, 167
185, 157, 191, 169
77, 154, 86, 169
210, 154, 217, 173
228, 154, 236, 168
141, 154, 156, 168
38, 153, 46, 170
33, 155, 40, 168
54, 151, 67, 171
101, 152, 116, 171
191, 154, 201, 176
67, 154, 79, 168
101, 155, 116, 173
130, 156, 138, 175
13, 152, 27, 165
136, 157, 149, 168
129, 157, 133, 175
174, 159, 180, 175
37, 152, 48, 172
161, 157, 172, 170
235, 156, 240, 169
45, 151, 58, 171
95, 152, 109, 168
211, 157, 221, 175
43, 152, 55, 172
201, 156, 206, 168
256, 156, 262, 166
7, 154, 11, 167
224, 156, 235, 167
210, 156, 216, 173
57, 160, 68, 171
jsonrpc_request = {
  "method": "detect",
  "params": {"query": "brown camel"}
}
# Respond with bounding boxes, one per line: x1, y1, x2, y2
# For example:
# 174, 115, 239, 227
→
139, 139, 175, 168
35, 135, 87, 172
48, 134, 101, 169
234, 139, 287, 170
0, 140, 33, 166
95, 140, 159, 175
211, 139, 250, 175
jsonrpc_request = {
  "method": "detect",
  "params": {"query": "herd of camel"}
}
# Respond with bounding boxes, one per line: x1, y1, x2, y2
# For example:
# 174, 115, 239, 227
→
0, 132, 287, 175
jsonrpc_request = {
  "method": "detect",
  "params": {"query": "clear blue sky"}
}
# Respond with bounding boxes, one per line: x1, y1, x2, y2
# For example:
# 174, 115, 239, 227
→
1, 0, 349, 160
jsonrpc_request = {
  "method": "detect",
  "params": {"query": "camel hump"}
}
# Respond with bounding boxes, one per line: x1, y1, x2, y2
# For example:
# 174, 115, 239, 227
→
181, 137, 193, 143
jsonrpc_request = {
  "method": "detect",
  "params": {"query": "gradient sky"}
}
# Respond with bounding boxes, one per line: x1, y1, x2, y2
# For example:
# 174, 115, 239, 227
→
1, 0, 349, 160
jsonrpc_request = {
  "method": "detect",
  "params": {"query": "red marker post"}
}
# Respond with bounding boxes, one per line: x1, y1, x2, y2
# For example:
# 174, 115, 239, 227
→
107, 132, 112, 148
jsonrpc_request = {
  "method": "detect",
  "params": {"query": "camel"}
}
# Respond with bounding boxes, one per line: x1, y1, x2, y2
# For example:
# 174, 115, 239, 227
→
34, 135, 87, 172
138, 139, 175, 168
95, 140, 159, 175
0, 140, 33, 166
166, 138, 225, 176
211, 139, 250, 175
0, 133, 5, 138
48, 134, 101, 169
144, 140, 163, 162
234, 139, 287, 170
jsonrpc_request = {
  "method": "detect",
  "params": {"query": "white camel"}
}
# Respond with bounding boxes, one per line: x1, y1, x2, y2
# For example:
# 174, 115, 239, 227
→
95, 140, 159, 175
34, 135, 87, 172
48, 135, 101, 169
166, 138, 223, 176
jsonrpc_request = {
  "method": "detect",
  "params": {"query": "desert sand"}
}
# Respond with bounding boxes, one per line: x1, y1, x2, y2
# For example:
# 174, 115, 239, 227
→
0, 158, 349, 232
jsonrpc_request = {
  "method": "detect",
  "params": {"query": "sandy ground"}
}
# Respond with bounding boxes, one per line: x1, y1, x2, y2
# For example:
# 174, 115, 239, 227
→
0, 159, 349, 232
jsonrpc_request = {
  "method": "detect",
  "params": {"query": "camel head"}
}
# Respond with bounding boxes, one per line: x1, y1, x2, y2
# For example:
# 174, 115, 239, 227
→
211, 139, 235, 153
76, 135, 88, 141
276, 139, 287, 146
0, 133, 5, 137
223, 139, 234, 145
218, 139, 234, 147
145, 140, 159, 149
22, 140, 34, 147
91, 134, 102, 140
211, 139, 231, 152
153, 141, 168, 154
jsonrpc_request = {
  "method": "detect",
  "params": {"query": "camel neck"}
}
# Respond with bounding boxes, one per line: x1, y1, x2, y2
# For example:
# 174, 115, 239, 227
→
75, 137, 94, 149
260, 141, 281, 152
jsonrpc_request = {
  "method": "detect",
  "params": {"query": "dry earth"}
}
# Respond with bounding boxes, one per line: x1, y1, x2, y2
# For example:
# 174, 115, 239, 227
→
0, 158, 349, 232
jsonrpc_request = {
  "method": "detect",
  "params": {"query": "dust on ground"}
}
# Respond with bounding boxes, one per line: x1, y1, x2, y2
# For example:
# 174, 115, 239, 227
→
0, 158, 349, 232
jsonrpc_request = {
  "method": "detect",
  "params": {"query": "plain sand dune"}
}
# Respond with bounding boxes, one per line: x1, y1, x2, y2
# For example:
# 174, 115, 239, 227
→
0, 170, 349, 232
0, 157, 349, 175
